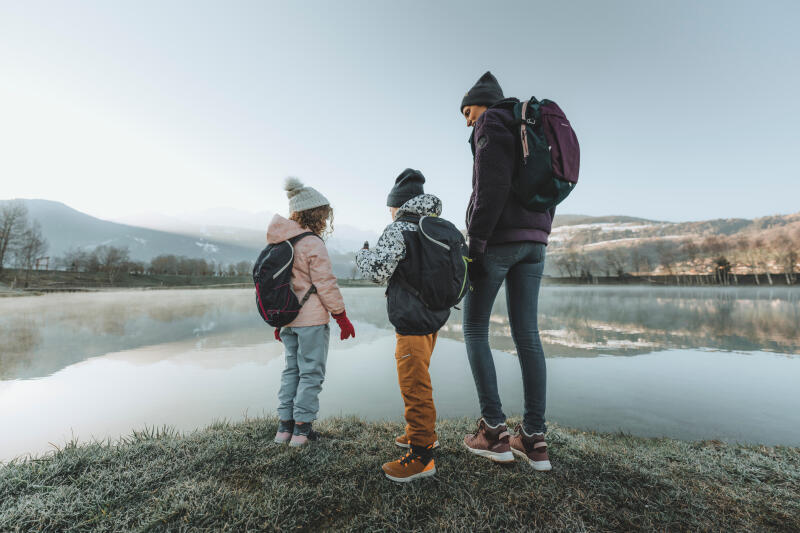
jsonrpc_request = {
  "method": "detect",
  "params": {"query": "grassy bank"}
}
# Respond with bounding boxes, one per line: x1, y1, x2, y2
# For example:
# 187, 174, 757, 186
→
2, 418, 798, 532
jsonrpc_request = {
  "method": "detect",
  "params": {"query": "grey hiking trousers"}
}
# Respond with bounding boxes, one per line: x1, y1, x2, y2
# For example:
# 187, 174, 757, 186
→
277, 324, 330, 423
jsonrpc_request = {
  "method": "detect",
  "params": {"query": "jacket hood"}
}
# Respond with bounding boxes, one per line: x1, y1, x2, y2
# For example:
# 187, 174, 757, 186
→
396, 193, 442, 219
266, 214, 308, 244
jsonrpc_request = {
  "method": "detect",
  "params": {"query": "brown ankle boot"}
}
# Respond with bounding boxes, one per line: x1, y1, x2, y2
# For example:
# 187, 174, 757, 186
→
463, 418, 514, 463
382, 444, 436, 482
509, 424, 552, 471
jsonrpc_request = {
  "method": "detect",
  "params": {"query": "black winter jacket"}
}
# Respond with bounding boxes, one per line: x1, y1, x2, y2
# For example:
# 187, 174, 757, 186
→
355, 194, 449, 335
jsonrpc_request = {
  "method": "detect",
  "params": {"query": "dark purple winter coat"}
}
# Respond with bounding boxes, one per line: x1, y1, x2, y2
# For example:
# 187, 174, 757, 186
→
466, 98, 554, 254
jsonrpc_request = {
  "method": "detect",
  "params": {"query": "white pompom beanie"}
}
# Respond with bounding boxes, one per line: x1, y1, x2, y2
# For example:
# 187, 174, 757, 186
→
284, 177, 330, 213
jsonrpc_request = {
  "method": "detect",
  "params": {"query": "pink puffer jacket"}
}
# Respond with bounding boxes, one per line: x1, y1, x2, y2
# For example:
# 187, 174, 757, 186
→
266, 214, 345, 327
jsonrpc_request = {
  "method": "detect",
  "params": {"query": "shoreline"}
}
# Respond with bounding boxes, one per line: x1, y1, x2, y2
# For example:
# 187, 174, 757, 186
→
0, 270, 378, 296
1, 416, 797, 531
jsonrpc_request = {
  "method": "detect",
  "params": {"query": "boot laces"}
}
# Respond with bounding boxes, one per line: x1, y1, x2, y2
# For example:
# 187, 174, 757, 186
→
398, 449, 416, 467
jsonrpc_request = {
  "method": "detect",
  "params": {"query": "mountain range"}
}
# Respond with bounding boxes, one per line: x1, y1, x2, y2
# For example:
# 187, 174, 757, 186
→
2, 200, 377, 278
4, 199, 799, 278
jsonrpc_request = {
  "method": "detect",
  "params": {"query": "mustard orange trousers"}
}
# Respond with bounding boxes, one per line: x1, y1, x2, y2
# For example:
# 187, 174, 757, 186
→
395, 333, 438, 447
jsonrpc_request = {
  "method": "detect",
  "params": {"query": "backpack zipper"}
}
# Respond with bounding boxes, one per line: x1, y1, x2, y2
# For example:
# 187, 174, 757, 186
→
273, 241, 294, 279
458, 255, 469, 299
419, 216, 450, 251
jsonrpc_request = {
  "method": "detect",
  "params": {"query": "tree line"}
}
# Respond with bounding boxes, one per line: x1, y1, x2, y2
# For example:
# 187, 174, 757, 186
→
59, 247, 253, 282
1, 201, 252, 284
553, 229, 800, 285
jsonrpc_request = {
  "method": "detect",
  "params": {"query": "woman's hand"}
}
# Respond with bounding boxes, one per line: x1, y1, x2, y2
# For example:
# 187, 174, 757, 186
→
331, 311, 355, 340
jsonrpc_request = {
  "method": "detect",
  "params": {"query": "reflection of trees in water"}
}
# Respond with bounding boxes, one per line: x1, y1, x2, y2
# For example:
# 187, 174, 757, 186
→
0, 290, 261, 380
535, 287, 800, 354
5, 287, 795, 380
0, 318, 42, 379
422, 287, 800, 356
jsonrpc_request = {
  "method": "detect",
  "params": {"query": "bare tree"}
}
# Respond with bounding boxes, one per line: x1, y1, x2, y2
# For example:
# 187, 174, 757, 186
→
714, 256, 731, 285
577, 248, 597, 280
681, 239, 698, 262
235, 260, 252, 277
655, 240, 677, 277
60, 247, 92, 272
0, 201, 29, 271
604, 248, 626, 278
752, 236, 773, 285
629, 247, 648, 275
737, 236, 760, 284
772, 231, 798, 284
555, 246, 580, 278
14, 221, 48, 286
128, 261, 146, 275
95, 245, 130, 283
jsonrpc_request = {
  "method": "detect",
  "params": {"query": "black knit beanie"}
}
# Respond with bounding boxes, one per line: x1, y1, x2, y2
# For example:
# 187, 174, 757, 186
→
387, 168, 425, 207
460, 71, 504, 112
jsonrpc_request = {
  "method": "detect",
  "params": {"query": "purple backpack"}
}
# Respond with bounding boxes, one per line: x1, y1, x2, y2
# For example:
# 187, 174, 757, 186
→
511, 97, 580, 212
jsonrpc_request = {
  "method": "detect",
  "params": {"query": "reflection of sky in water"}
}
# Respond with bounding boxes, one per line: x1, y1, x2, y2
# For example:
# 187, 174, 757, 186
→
1, 287, 799, 461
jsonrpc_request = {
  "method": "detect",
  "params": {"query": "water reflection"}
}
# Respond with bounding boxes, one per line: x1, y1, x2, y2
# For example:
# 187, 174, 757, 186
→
2, 286, 799, 381
0, 290, 261, 379
2, 287, 800, 460
350, 286, 800, 356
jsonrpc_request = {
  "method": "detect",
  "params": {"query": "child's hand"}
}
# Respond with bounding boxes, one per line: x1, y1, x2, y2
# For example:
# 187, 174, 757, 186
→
331, 311, 355, 340
274, 328, 282, 342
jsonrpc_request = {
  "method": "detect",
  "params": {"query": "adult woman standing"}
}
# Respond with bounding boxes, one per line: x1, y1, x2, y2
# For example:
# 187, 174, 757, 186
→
460, 71, 553, 471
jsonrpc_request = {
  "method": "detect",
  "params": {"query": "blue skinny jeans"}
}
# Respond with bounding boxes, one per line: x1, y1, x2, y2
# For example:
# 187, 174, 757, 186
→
463, 241, 547, 434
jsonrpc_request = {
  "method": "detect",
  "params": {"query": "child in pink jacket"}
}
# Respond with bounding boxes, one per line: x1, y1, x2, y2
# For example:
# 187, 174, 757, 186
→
269, 177, 355, 447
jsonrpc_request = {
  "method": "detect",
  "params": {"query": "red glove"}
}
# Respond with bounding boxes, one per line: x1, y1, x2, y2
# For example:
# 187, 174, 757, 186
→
274, 328, 282, 342
332, 311, 355, 340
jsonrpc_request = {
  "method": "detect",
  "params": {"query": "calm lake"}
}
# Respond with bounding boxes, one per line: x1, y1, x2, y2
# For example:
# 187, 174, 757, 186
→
1, 285, 799, 461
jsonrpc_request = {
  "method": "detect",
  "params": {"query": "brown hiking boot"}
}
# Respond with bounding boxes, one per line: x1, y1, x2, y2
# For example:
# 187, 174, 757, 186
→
394, 433, 440, 450
382, 444, 436, 483
509, 424, 552, 471
463, 418, 514, 463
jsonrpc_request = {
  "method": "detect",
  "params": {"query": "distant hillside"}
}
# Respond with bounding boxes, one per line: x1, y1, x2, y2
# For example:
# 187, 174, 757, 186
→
3, 199, 257, 265
547, 212, 800, 280
7, 199, 798, 281
552, 214, 661, 227
3, 199, 361, 277
113, 209, 378, 254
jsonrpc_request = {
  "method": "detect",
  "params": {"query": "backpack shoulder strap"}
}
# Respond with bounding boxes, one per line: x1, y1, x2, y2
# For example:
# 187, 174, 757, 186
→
283, 231, 320, 306
396, 213, 421, 225
288, 231, 320, 245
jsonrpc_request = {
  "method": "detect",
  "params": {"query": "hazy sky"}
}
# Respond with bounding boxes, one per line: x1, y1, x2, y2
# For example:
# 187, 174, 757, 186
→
1, 1, 798, 232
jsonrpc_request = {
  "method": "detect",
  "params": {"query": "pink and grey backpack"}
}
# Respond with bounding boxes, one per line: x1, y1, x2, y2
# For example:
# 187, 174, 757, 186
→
512, 97, 580, 212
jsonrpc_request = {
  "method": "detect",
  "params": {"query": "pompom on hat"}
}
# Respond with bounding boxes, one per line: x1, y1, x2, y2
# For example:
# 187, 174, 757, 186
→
284, 177, 330, 213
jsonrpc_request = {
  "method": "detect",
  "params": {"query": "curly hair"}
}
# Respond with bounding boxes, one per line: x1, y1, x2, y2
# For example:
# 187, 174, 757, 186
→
290, 205, 334, 238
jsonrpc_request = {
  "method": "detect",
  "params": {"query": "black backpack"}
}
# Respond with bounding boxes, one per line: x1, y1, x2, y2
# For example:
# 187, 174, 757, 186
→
396, 214, 469, 310
511, 97, 580, 212
252, 232, 319, 327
